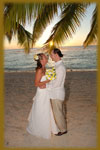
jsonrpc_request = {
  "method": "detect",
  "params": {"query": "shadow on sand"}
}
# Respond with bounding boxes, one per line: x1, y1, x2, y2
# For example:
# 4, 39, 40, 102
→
63, 71, 72, 128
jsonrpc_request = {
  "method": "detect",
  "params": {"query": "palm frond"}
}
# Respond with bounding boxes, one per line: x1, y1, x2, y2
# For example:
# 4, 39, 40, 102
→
4, 3, 43, 52
32, 3, 60, 45
4, 3, 13, 18
4, 3, 45, 34
5, 22, 33, 53
83, 6, 97, 48
5, 30, 13, 42
45, 3, 87, 46
17, 23, 33, 53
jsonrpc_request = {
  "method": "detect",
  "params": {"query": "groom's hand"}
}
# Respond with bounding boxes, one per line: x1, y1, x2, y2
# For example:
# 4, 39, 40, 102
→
39, 84, 46, 89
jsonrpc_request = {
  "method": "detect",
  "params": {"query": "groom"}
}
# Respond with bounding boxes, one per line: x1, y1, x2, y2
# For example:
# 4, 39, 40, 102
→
47, 48, 67, 136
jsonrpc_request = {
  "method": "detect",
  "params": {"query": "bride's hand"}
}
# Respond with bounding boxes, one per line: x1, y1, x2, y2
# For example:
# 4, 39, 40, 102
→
39, 85, 46, 89
47, 79, 50, 82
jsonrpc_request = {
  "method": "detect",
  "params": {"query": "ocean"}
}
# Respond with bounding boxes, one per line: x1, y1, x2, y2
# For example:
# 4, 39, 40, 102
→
4, 45, 97, 72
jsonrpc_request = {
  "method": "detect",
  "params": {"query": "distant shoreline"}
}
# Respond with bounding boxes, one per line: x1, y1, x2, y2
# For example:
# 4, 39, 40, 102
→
4, 45, 97, 51
4, 69, 97, 73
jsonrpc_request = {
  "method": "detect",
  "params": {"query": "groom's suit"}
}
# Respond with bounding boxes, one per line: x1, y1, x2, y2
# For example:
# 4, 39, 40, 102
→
47, 60, 67, 132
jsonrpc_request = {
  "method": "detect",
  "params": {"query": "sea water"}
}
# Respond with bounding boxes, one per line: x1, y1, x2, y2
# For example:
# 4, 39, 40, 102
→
4, 45, 97, 72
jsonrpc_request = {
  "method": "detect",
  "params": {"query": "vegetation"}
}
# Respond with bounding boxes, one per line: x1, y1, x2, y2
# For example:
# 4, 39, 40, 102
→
4, 3, 97, 53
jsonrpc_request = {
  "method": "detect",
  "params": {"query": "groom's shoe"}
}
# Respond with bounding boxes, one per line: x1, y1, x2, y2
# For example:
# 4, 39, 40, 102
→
55, 132, 62, 136
61, 131, 67, 135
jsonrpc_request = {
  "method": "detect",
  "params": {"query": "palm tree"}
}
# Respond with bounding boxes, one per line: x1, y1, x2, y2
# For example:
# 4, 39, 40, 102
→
4, 3, 97, 53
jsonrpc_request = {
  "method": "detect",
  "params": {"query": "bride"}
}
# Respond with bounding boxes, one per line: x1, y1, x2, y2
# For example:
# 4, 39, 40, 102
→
26, 53, 59, 139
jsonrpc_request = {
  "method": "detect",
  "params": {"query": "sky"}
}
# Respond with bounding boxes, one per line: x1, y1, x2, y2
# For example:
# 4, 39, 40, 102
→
4, 3, 96, 49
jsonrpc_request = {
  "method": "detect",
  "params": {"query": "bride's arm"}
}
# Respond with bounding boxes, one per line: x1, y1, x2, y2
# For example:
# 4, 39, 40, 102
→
34, 69, 50, 87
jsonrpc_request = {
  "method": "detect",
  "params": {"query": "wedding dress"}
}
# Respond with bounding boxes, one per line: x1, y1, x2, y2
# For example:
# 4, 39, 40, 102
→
26, 75, 59, 139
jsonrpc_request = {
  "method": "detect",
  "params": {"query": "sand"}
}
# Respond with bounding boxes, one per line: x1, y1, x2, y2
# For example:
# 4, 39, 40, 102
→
4, 71, 97, 148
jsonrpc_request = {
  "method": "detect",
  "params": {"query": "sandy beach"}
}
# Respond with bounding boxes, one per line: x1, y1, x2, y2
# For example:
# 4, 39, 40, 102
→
4, 71, 97, 148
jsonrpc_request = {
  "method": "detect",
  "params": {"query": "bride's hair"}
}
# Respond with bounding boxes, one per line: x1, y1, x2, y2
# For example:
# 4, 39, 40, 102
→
35, 53, 44, 70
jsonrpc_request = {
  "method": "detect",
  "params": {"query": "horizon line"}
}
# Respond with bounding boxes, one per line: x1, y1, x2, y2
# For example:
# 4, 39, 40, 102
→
4, 44, 97, 50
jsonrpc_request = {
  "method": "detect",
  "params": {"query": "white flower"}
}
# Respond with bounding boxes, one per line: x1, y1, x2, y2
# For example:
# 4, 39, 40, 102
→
47, 57, 55, 67
34, 54, 39, 61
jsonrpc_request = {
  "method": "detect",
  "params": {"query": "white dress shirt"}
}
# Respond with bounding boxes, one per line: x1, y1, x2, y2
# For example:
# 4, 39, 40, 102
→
46, 60, 66, 101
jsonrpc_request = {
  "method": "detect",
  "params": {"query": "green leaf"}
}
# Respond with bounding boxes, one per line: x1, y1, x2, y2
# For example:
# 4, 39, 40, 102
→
83, 6, 97, 48
45, 3, 87, 46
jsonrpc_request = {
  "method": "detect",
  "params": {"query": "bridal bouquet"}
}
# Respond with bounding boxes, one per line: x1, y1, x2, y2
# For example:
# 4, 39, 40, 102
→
46, 67, 56, 81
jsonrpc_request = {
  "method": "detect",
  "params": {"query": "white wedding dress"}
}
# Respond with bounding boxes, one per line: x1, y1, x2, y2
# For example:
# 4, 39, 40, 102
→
26, 75, 59, 139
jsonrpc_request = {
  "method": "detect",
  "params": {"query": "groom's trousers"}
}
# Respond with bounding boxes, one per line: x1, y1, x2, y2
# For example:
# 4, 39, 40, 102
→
50, 99, 67, 132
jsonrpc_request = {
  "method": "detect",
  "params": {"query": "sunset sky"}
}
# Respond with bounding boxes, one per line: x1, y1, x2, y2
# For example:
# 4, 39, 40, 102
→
4, 3, 96, 49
